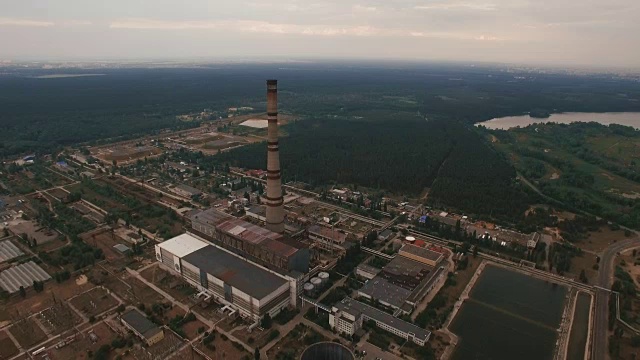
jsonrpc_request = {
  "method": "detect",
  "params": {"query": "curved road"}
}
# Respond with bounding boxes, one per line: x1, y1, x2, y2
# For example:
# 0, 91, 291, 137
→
592, 236, 640, 360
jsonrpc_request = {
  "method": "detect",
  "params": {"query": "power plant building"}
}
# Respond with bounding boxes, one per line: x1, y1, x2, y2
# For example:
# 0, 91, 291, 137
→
189, 209, 310, 274
155, 233, 295, 320
308, 224, 348, 250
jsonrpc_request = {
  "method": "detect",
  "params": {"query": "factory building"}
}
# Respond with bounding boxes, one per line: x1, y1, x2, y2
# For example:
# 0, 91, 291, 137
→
307, 225, 348, 250
357, 246, 447, 314
155, 233, 295, 320
398, 244, 444, 267
189, 209, 310, 274
120, 309, 165, 346
329, 298, 431, 346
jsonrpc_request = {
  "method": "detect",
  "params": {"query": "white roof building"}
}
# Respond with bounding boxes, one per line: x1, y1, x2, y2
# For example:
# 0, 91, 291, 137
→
156, 233, 208, 258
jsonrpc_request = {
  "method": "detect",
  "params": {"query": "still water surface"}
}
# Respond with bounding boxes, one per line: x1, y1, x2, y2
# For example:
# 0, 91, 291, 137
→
477, 112, 640, 130
451, 265, 567, 360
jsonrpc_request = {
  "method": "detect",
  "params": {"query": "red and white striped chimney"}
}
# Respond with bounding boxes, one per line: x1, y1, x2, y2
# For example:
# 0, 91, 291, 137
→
265, 79, 285, 233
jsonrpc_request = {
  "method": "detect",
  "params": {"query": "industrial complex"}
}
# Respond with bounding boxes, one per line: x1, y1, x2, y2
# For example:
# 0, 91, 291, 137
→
0, 77, 611, 360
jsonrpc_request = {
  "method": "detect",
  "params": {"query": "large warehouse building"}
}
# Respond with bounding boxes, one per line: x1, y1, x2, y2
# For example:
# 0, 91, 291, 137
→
156, 233, 295, 320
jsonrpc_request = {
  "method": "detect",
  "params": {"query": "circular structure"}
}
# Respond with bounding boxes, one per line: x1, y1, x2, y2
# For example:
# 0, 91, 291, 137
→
310, 277, 322, 286
300, 342, 355, 360
405, 236, 416, 242
318, 272, 330, 283
303, 282, 315, 295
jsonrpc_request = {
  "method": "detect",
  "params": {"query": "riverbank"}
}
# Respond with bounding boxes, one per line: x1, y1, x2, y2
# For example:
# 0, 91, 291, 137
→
477, 112, 640, 130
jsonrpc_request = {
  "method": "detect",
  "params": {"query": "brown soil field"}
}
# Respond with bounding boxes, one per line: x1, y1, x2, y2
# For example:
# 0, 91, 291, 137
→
139, 264, 196, 303
69, 287, 119, 317
81, 228, 126, 262
575, 227, 626, 253
48, 322, 118, 360
0, 330, 20, 359
37, 302, 83, 336
195, 332, 251, 360
8, 317, 48, 349
175, 346, 207, 360
3, 280, 94, 319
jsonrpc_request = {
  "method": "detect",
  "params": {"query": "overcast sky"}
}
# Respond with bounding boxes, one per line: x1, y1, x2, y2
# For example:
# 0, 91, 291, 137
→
1, 0, 639, 68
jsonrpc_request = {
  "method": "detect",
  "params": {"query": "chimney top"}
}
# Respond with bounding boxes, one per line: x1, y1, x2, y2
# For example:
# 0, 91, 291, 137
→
266, 79, 278, 85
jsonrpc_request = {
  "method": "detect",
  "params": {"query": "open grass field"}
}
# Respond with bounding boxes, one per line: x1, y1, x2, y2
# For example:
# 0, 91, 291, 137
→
489, 122, 640, 228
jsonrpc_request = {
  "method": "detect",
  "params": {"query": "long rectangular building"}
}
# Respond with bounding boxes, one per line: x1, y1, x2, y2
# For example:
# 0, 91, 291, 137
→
155, 233, 293, 320
329, 298, 431, 346
190, 209, 309, 274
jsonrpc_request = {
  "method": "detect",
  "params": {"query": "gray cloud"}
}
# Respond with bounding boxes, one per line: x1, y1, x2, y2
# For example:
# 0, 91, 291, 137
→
0, 0, 638, 68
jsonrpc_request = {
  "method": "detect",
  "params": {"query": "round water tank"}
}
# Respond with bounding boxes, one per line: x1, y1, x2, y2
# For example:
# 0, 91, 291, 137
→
405, 236, 416, 242
301, 342, 354, 360
310, 277, 322, 286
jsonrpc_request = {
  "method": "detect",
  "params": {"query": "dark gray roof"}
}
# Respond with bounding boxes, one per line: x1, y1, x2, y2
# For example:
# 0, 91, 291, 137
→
121, 309, 163, 340
379, 229, 393, 238
358, 277, 411, 309
182, 245, 288, 300
334, 298, 431, 342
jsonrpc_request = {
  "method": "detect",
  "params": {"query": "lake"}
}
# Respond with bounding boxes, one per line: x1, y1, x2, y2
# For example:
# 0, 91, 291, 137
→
450, 265, 568, 360
477, 112, 640, 130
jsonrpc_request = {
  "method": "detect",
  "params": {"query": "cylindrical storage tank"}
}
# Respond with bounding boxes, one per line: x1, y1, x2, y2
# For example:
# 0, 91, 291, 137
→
405, 236, 416, 243
303, 282, 315, 296
318, 272, 330, 285
301, 342, 355, 360
310, 277, 322, 287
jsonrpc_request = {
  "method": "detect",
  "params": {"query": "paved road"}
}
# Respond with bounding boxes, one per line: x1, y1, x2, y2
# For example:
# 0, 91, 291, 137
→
592, 236, 640, 360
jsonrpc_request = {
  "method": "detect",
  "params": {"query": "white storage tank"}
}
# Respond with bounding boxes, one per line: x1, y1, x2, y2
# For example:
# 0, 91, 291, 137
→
405, 236, 416, 243
304, 282, 315, 296
310, 277, 322, 288
318, 272, 330, 285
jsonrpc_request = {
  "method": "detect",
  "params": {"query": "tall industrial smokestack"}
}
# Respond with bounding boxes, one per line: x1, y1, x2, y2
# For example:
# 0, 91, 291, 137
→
265, 79, 285, 234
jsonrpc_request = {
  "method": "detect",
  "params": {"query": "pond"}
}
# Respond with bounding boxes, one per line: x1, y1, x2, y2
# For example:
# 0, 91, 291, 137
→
450, 265, 568, 360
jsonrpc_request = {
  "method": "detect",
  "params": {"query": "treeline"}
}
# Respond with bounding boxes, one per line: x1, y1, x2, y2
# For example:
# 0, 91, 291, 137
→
428, 123, 532, 221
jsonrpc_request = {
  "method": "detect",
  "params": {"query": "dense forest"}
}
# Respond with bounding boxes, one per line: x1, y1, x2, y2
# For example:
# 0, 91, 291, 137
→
217, 117, 532, 221
1, 62, 640, 157
217, 117, 453, 193
427, 123, 532, 220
